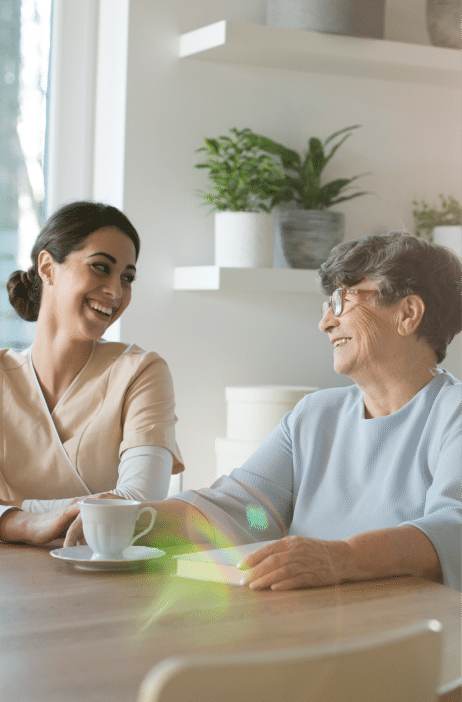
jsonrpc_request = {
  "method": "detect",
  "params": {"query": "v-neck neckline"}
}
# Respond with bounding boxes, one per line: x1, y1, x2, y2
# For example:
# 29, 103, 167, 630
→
28, 341, 97, 416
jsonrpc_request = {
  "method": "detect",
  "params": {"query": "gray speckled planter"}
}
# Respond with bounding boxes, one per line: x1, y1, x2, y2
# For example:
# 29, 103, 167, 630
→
426, 0, 461, 49
278, 210, 344, 269
266, 0, 385, 39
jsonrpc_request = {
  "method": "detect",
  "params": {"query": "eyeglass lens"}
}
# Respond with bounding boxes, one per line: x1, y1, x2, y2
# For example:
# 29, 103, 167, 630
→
321, 289, 343, 317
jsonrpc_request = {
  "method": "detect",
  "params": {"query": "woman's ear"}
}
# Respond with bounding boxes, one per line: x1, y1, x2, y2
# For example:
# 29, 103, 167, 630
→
396, 295, 425, 336
37, 250, 55, 286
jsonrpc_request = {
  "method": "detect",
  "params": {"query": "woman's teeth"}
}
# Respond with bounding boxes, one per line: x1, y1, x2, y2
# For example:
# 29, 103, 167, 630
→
334, 338, 350, 347
88, 301, 111, 316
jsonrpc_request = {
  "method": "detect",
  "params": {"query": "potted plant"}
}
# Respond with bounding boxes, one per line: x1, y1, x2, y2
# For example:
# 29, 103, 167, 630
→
412, 195, 461, 257
195, 127, 288, 268
250, 125, 371, 268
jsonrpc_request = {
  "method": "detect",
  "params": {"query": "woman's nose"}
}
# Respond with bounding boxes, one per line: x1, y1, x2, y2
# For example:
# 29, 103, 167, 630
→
318, 307, 339, 333
102, 275, 122, 300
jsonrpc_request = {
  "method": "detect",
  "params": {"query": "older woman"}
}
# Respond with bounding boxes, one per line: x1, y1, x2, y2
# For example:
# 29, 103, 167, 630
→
0, 201, 183, 525
1, 234, 460, 592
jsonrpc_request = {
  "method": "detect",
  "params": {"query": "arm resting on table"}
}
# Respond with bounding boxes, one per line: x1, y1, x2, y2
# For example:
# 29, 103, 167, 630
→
241, 525, 443, 591
0, 503, 81, 544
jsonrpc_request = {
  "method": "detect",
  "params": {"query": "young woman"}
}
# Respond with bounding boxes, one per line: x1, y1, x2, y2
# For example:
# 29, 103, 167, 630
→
0, 201, 183, 521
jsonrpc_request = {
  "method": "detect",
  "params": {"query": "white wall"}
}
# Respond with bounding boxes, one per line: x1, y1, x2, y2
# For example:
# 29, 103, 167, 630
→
119, 0, 461, 490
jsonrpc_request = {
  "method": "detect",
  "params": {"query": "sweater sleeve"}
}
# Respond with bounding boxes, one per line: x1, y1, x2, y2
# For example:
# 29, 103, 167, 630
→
171, 417, 294, 546
400, 395, 462, 591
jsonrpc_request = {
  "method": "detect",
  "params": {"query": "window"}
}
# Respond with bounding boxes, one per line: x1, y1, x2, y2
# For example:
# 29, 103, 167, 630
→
0, 0, 51, 350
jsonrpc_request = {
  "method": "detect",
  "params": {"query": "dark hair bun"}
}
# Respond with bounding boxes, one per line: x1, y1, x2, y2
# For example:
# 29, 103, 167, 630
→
7, 269, 41, 322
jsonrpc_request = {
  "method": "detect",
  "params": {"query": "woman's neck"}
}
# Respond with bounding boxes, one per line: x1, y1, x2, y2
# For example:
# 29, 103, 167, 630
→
31, 329, 96, 412
362, 373, 436, 418
348, 335, 439, 418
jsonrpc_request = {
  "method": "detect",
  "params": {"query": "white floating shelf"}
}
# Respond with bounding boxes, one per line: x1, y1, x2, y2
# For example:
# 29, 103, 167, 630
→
174, 266, 321, 293
179, 20, 460, 87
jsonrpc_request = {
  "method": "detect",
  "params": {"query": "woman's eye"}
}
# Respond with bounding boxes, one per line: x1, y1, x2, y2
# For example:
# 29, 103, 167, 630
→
92, 262, 109, 274
122, 273, 135, 284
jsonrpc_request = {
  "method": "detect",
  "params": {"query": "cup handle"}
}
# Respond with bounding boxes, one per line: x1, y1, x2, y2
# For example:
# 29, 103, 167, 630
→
131, 507, 157, 546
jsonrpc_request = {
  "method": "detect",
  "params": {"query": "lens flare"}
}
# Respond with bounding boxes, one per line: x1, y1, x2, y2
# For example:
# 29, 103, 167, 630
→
246, 505, 269, 531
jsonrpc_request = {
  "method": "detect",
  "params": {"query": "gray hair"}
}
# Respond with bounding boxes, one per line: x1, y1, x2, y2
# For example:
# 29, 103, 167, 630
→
318, 232, 462, 363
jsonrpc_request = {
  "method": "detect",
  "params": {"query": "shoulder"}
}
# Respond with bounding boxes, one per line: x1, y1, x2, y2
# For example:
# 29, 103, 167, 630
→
295, 384, 359, 413
93, 340, 172, 384
95, 340, 166, 368
428, 369, 461, 421
0, 347, 29, 373
289, 384, 360, 426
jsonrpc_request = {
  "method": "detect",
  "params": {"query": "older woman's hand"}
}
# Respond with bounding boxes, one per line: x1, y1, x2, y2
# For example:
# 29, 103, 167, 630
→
238, 536, 351, 590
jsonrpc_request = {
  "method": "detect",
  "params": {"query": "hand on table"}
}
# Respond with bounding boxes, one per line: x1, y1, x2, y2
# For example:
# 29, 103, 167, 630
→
0, 492, 125, 545
0, 502, 81, 544
238, 536, 351, 591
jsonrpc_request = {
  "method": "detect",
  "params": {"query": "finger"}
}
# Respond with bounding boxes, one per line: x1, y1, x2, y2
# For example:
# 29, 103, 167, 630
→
238, 540, 288, 569
240, 549, 295, 580
242, 562, 302, 589
63, 514, 84, 547
86, 493, 125, 502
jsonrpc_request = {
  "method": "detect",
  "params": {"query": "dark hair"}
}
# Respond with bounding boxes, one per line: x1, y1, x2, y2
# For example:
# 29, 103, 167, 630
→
318, 232, 462, 363
7, 201, 140, 322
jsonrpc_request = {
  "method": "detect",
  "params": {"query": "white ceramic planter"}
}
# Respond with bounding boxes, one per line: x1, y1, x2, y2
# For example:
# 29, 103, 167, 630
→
214, 211, 275, 268
432, 226, 462, 258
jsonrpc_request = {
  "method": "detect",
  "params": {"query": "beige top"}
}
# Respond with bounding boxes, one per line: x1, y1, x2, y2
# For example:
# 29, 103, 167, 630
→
0, 340, 183, 502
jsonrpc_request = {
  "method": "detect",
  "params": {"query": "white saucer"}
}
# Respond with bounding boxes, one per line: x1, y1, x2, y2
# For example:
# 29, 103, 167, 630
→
50, 545, 166, 571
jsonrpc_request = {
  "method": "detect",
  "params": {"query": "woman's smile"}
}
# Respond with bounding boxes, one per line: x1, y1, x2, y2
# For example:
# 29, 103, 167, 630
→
85, 299, 114, 318
332, 337, 352, 348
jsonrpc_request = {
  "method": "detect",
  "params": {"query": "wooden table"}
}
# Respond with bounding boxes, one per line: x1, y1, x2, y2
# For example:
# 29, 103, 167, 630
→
1, 542, 460, 702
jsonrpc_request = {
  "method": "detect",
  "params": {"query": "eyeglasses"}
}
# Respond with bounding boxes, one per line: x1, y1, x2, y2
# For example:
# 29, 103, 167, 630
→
321, 288, 380, 317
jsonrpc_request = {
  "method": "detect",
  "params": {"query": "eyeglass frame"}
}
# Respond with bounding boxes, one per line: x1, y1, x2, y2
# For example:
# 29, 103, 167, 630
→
321, 287, 381, 318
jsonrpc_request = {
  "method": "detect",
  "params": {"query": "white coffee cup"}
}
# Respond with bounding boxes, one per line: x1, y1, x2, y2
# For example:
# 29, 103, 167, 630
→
79, 499, 157, 560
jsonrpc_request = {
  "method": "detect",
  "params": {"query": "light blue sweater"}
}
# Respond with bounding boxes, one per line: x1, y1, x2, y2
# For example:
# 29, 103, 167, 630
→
175, 370, 461, 591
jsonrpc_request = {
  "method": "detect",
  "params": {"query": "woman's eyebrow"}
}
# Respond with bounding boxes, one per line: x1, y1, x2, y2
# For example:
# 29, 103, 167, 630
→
88, 252, 136, 270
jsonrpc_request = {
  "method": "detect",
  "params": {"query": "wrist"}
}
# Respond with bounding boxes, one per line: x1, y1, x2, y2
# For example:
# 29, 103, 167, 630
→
331, 539, 357, 583
0, 508, 25, 542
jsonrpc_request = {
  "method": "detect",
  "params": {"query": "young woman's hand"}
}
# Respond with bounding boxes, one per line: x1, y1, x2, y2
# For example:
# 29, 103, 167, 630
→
0, 503, 81, 544
62, 493, 125, 546
0, 493, 124, 545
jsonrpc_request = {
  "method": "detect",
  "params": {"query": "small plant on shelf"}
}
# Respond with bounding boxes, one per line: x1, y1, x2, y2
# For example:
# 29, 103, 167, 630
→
194, 127, 288, 213
251, 124, 371, 210
412, 195, 461, 240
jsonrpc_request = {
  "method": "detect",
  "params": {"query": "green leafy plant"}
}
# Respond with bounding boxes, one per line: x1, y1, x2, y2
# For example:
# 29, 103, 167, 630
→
195, 127, 288, 213
251, 125, 371, 210
412, 195, 462, 240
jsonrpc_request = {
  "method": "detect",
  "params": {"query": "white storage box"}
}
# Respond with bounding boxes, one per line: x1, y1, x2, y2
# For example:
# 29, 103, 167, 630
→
225, 385, 318, 442
215, 437, 262, 477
